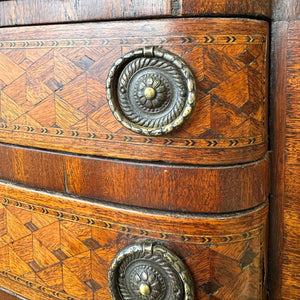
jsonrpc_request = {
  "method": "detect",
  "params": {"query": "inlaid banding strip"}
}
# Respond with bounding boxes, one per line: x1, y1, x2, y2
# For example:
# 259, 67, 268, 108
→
1, 196, 262, 245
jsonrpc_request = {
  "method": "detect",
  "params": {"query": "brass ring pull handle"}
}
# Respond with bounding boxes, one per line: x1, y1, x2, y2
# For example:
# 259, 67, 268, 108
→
106, 46, 196, 136
108, 242, 194, 300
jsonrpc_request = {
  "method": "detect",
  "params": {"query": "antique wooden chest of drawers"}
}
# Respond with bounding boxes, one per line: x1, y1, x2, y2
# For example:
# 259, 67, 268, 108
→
0, 1, 273, 299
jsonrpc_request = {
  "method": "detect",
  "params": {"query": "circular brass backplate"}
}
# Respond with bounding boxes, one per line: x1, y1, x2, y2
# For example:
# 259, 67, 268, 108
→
108, 242, 194, 300
106, 47, 196, 136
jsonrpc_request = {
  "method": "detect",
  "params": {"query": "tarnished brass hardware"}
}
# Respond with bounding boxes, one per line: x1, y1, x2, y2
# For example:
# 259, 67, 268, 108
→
139, 283, 151, 296
144, 86, 156, 100
106, 47, 196, 136
108, 242, 194, 300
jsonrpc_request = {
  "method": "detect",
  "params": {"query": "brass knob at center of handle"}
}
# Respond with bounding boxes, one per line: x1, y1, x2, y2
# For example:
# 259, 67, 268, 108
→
106, 46, 196, 136
144, 86, 156, 100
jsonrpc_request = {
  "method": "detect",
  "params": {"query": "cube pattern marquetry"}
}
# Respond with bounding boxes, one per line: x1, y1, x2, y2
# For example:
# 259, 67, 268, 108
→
0, 19, 268, 164
0, 186, 267, 300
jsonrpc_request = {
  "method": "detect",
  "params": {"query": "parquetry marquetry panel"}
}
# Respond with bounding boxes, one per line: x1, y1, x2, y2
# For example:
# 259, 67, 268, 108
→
0, 19, 268, 164
0, 182, 268, 300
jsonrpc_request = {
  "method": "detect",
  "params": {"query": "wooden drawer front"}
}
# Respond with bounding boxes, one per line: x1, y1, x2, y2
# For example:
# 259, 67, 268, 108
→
0, 18, 268, 165
0, 143, 269, 213
0, 182, 268, 300
0, 0, 272, 27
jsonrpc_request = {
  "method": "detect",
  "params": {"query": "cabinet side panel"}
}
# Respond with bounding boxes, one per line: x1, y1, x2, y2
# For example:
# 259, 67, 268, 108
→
270, 1, 300, 298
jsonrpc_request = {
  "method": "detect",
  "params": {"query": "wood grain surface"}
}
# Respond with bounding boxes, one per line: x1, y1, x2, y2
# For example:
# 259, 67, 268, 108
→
0, 181, 268, 300
0, 0, 171, 26
269, 21, 287, 300
272, 0, 300, 21
0, 288, 23, 300
269, 1, 300, 299
182, 0, 271, 18
0, 0, 272, 27
0, 3, 272, 299
0, 18, 269, 165
0, 143, 269, 213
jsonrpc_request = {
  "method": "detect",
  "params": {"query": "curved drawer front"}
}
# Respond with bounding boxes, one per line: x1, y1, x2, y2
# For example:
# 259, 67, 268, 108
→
0, 18, 268, 165
0, 144, 269, 213
0, 182, 268, 300
0, 0, 272, 27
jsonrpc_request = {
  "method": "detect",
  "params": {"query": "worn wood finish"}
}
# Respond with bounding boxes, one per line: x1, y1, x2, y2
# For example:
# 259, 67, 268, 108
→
0, 143, 269, 213
0, 0, 172, 26
64, 154, 269, 213
269, 0, 300, 299
268, 21, 287, 300
282, 22, 300, 299
182, 0, 271, 18
0, 288, 22, 300
0, 3, 271, 299
0, 18, 269, 165
0, 0, 272, 27
0, 181, 268, 300
272, 0, 300, 21
0, 144, 66, 193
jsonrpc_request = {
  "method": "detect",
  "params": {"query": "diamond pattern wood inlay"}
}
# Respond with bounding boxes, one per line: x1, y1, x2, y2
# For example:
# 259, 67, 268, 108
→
0, 188, 267, 300
0, 19, 268, 164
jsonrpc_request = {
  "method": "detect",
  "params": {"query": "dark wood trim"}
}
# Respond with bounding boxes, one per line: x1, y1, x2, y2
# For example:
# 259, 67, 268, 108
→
0, 287, 26, 300
269, 0, 300, 298
0, 143, 269, 213
269, 20, 288, 299
272, 0, 300, 21
0, 0, 272, 27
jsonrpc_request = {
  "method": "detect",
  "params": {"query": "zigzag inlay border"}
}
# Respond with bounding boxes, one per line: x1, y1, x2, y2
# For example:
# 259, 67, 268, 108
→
0, 34, 265, 49
0, 123, 264, 149
0, 196, 262, 245
0, 269, 78, 300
